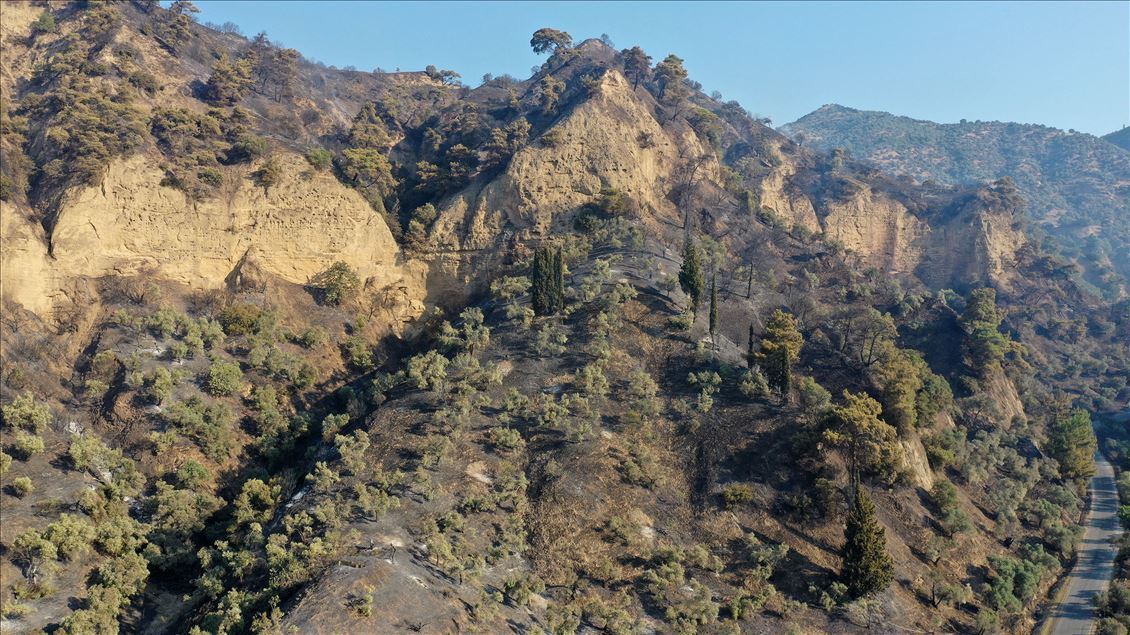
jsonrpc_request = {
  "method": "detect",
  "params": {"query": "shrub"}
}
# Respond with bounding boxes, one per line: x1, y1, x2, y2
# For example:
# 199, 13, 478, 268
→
43, 514, 95, 561
722, 484, 755, 509
219, 303, 263, 335
145, 367, 175, 404
668, 312, 694, 331
176, 461, 211, 490
533, 322, 568, 356
305, 148, 333, 171
225, 132, 268, 164
206, 360, 243, 396
576, 363, 609, 399
32, 10, 58, 35
488, 426, 524, 453
0, 451, 11, 475
295, 327, 326, 348
739, 369, 771, 400
342, 336, 375, 370
11, 432, 45, 459
253, 156, 283, 192
312, 262, 360, 306
930, 480, 973, 536
491, 275, 531, 302
11, 476, 34, 498
406, 350, 449, 391
687, 370, 721, 412
540, 127, 565, 147
128, 70, 160, 95
68, 434, 119, 473
165, 398, 236, 460
3, 392, 51, 432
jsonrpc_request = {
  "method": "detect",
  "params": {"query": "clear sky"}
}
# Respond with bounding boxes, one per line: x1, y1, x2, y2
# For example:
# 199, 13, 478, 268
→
191, 1, 1129, 135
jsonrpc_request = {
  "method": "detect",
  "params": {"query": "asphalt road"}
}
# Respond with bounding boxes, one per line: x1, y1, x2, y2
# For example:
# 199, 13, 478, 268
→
1047, 450, 1121, 635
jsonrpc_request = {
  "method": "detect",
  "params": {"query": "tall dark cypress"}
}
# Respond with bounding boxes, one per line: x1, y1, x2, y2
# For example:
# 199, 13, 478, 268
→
747, 322, 756, 367
531, 247, 551, 315
552, 248, 565, 312
532, 246, 564, 316
679, 235, 705, 316
708, 272, 718, 347
841, 489, 895, 598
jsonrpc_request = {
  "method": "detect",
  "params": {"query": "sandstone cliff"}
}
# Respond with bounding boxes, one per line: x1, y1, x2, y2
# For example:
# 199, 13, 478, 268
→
2, 153, 426, 329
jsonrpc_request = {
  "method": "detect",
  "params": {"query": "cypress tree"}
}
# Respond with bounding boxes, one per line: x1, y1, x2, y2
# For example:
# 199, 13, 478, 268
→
747, 322, 756, 367
708, 273, 718, 348
531, 246, 562, 316
679, 235, 705, 316
552, 248, 564, 311
841, 489, 895, 598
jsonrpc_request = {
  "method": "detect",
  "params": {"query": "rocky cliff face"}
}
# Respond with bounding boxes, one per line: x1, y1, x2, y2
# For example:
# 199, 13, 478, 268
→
2, 153, 426, 329
783, 104, 1130, 296
424, 69, 706, 301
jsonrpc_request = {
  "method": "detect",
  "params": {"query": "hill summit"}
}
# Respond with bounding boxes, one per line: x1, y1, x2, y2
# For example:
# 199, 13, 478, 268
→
782, 104, 1130, 299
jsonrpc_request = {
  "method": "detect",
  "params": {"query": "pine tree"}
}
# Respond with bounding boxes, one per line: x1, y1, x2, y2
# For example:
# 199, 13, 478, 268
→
755, 309, 804, 398
679, 235, 705, 316
841, 489, 895, 598
621, 46, 652, 89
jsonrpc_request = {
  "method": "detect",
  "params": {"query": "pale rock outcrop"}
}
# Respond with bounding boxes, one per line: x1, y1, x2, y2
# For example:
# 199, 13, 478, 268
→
426, 70, 703, 296
756, 152, 820, 233
916, 203, 1026, 291
901, 435, 935, 489
3, 153, 426, 330
1, 204, 61, 315
820, 183, 929, 274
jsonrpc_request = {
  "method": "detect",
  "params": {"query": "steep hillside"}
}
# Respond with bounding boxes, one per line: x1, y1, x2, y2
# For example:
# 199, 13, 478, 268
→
1, 4, 1127, 635
1104, 126, 1130, 152
782, 105, 1130, 298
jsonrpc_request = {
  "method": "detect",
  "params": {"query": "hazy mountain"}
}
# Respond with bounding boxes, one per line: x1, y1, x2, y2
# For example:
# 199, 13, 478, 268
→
783, 104, 1130, 298
1104, 125, 1130, 152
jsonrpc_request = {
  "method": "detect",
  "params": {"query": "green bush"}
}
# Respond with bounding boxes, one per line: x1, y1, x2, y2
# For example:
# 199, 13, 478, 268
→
32, 11, 57, 35
43, 514, 96, 561
722, 484, 755, 509
294, 327, 326, 348
305, 148, 333, 171
253, 156, 283, 192
219, 303, 263, 335
488, 426, 524, 453
165, 397, 237, 460
3, 392, 51, 432
206, 360, 244, 396
11, 432, 45, 459
342, 336, 375, 371
11, 476, 34, 498
930, 480, 972, 536
312, 262, 360, 306
146, 367, 175, 404
176, 460, 211, 490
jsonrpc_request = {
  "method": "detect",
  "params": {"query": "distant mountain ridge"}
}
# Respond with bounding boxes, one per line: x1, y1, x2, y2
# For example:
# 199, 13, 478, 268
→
1104, 125, 1130, 152
782, 104, 1130, 297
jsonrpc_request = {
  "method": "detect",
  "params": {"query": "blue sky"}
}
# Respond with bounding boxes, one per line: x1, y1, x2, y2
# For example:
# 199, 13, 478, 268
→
192, 1, 1129, 135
